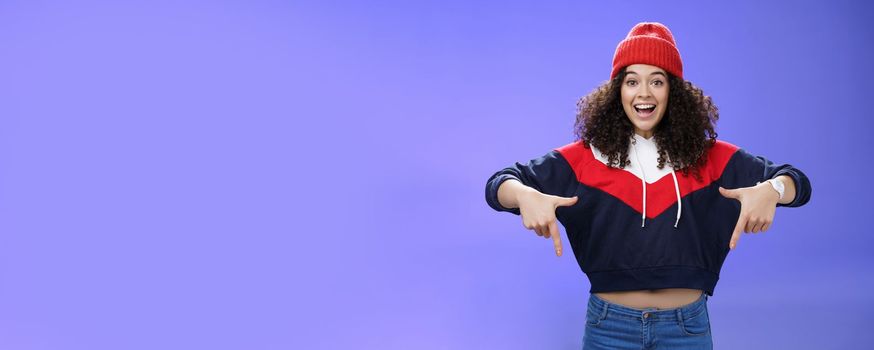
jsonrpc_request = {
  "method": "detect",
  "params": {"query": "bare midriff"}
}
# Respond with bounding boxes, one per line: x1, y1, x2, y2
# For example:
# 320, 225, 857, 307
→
595, 288, 704, 310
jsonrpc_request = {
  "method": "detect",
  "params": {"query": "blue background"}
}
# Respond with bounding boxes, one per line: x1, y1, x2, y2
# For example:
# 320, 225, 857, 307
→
0, 0, 871, 349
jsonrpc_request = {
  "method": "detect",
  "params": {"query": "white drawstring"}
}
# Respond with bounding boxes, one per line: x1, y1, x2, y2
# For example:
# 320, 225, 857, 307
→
632, 136, 682, 229
632, 140, 647, 227
670, 169, 682, 228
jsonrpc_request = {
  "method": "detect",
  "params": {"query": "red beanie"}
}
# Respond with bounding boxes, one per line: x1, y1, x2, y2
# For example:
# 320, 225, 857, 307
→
611, 22, 683, 80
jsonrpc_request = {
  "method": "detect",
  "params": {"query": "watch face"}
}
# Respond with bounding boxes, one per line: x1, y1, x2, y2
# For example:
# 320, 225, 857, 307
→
770, 179, 785, 199
773, 179, 785, 191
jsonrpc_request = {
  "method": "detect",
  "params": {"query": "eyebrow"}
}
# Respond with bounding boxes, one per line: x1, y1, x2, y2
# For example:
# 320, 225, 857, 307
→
625, 70, 667, 78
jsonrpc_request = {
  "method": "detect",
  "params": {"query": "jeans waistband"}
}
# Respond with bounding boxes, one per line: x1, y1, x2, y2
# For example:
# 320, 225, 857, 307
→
588, 291, 708, 321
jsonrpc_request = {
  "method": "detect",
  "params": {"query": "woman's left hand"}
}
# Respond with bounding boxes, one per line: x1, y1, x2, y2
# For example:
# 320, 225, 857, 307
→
718, 183, 781, 250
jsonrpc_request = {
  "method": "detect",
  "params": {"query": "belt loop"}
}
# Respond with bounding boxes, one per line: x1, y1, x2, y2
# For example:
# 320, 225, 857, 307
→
599, 297, 609, 321
676, 306, 683, 322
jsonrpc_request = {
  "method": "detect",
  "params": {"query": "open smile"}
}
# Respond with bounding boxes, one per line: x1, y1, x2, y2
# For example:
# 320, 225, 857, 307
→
633, 103, 656, 119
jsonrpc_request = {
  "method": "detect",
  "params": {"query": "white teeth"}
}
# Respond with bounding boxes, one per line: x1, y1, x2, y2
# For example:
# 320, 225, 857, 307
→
635, 104, 655, 109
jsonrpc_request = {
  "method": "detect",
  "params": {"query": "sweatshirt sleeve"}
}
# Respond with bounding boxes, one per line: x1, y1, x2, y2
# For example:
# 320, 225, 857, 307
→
727, 148, 812, 208
484, 150, 578, 215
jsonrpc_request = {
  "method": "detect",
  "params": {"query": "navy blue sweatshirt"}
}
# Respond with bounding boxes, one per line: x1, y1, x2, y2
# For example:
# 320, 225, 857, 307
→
484, 135, 812, 296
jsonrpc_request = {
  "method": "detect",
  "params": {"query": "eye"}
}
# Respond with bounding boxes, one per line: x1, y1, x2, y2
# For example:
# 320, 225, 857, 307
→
625, 80, 637, 86
652, 80, 664, 86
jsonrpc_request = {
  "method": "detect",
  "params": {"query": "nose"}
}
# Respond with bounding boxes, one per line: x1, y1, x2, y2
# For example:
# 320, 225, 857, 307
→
637, 83, 651, 98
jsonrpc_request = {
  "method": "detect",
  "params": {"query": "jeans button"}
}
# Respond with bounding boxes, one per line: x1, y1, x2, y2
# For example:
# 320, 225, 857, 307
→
643, 312, 650, 318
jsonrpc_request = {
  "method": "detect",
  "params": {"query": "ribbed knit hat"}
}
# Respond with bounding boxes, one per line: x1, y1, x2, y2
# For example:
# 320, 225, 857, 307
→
611, 22, 683, 80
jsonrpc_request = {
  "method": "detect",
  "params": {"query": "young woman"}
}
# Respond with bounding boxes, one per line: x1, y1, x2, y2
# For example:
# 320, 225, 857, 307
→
484, 22, 812, 349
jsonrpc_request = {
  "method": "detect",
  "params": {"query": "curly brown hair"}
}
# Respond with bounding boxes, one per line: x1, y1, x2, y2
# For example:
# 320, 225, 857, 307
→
573, 67, 719, 181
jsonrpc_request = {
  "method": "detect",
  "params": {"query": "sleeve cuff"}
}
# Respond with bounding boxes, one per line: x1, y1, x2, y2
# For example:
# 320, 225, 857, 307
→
485, 174, 522, 215
772, 169, 805, 207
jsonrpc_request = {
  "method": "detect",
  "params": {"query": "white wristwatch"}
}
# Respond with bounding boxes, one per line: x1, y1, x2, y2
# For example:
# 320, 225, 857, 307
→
758, 178, 785, 201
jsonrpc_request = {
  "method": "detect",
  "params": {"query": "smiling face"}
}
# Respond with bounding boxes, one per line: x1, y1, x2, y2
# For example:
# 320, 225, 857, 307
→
620, 64, 670, 139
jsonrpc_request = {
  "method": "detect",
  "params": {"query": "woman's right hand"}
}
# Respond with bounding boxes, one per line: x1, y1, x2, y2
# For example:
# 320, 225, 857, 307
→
517, 190, 579, 257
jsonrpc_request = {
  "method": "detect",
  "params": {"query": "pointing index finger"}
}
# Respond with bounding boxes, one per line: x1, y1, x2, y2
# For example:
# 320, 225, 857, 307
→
730, 214, 746, 250
549, 221, 562, 257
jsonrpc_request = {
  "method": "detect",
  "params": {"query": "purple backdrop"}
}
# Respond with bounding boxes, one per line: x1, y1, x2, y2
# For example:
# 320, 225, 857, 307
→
0, 0, 871, 349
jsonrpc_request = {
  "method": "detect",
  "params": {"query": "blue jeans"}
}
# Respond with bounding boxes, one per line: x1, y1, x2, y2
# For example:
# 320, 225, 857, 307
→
582, 292, 713, 349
